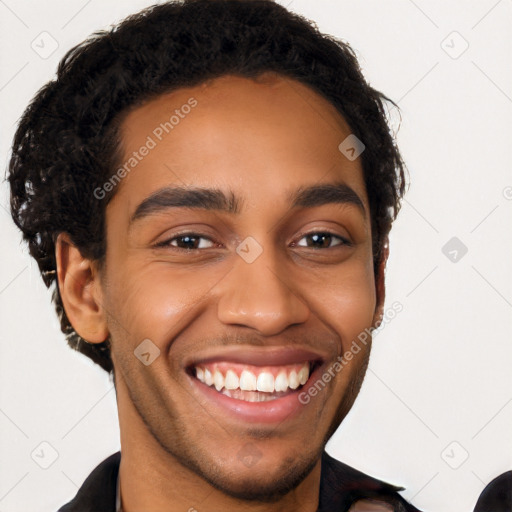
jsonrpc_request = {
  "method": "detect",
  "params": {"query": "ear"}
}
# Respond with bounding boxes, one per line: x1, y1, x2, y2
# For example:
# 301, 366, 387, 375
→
372, 237, 389, 329
55, 233, 109, 343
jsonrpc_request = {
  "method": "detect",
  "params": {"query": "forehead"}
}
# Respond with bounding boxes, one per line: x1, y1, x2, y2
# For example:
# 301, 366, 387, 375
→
111, 73, 368, 214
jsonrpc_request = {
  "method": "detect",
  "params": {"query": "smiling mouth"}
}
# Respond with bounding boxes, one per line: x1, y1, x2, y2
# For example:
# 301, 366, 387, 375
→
188, 360, 321, 402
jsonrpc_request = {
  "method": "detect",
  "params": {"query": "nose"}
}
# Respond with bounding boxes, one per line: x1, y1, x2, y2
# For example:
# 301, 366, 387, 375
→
216, 246, 310, 336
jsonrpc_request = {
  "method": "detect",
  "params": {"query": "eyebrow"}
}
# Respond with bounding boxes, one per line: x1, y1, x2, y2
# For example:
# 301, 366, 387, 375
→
290, 182, 365, 215
129, 182, 365, 226
130, 187, 241, 224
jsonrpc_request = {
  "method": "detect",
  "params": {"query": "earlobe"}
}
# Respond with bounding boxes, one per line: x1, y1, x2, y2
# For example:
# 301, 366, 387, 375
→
55, 233, 109, 344
373, 238, 389, 329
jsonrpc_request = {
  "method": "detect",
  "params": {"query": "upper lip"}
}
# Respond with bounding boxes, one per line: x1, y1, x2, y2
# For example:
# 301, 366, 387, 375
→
184, 346, 328, 368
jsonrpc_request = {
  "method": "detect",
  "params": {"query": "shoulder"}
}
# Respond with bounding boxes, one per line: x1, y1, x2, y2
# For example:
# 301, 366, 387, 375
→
318, 451, 422, 512
57, 452, 120, 512
474, 471, 512, 512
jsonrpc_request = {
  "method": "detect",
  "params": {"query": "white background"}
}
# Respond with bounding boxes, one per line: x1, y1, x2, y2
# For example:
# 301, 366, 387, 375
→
1, 1, 511, 511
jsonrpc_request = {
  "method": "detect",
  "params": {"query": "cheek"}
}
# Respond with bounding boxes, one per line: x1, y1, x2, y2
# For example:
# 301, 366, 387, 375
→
331, 282, 376, 350
299, 260, 376, 349
103, 260, 228, 348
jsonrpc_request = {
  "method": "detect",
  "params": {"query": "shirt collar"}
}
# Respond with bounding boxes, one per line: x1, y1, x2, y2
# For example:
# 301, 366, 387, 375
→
116, 469, 121, 512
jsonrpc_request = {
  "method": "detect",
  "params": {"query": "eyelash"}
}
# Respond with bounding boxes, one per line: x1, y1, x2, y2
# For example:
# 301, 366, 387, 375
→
155, 234, 217, 250
155, 231, 352, 251
293, 232, 352, 249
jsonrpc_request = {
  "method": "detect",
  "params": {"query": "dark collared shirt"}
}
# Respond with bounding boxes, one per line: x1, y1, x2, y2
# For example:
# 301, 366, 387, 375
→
58, 451, 421, 512
473, 471, 512, 512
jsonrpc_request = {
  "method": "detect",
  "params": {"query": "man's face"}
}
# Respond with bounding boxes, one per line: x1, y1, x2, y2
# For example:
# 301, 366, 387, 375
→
100, 74, 380, 500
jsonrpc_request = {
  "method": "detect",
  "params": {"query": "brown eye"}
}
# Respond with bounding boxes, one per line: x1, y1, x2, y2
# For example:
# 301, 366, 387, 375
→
158, 234, 215, 250
295, 232, 348, 249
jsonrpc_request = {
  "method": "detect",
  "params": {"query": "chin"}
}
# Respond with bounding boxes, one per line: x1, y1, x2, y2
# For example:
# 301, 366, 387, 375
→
201, 454, 321, 503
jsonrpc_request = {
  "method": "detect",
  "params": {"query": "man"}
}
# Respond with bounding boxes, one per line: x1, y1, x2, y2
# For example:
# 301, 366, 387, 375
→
8, 1, 420, 510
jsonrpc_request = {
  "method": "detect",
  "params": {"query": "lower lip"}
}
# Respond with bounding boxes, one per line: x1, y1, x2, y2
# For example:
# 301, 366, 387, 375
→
187, 364, 323, 424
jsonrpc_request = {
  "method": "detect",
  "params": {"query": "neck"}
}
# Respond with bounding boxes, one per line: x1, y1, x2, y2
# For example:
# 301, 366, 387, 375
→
116, 388, 322, 512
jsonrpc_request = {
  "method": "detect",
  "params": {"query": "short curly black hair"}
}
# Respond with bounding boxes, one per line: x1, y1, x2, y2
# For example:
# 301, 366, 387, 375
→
8, 0, 406, 374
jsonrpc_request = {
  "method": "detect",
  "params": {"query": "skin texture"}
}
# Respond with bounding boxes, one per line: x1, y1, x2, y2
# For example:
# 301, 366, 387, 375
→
56, 73, 388, 512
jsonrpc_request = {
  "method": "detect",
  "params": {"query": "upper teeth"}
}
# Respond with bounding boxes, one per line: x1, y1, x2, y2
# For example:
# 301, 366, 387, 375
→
195, 363, 310, 393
